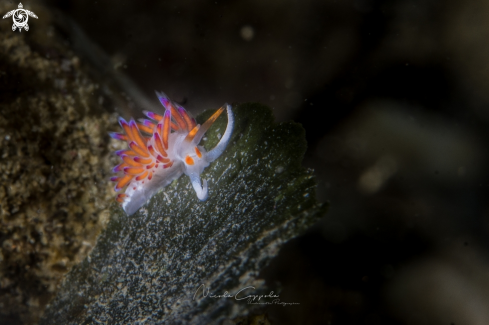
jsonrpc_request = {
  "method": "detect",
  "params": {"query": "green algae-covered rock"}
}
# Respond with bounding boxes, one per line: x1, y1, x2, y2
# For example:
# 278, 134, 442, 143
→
40, 103, 328, 324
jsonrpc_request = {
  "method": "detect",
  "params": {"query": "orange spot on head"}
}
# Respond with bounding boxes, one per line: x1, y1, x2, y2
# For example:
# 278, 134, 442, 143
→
185, 155, 194, 165
194, 147, 202, 158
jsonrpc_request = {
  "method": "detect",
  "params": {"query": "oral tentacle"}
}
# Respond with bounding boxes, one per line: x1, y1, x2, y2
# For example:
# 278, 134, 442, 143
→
189, 174, 208, 201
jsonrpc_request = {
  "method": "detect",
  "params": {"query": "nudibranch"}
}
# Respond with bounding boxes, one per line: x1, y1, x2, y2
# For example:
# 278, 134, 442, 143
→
110, 92, 234, 215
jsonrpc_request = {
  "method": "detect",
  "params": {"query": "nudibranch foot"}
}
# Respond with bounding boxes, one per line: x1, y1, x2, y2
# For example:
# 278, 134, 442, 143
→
110, 92, 234, 215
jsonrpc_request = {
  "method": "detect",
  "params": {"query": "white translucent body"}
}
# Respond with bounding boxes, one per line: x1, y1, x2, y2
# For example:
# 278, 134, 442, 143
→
122, 105, 234, 215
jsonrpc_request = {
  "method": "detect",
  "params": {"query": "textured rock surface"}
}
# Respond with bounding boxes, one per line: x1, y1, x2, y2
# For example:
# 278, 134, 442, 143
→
0, 3, 120, 324
41, 103, 327, 324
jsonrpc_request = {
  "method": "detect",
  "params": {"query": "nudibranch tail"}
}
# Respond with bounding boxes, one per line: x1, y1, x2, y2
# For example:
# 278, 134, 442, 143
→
110, 91, 234, 215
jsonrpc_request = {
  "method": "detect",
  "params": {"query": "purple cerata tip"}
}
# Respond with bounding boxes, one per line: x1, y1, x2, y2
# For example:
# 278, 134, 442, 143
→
129, 119, 138, 128
159, 97, 170, 108
118, 117, 128, 128
109, 132, 124, 140
115, 150, 126, 156
155, 91, 170, 108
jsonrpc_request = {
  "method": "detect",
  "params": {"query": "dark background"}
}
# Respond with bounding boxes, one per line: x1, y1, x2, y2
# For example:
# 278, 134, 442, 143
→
20, 0, 489, 323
